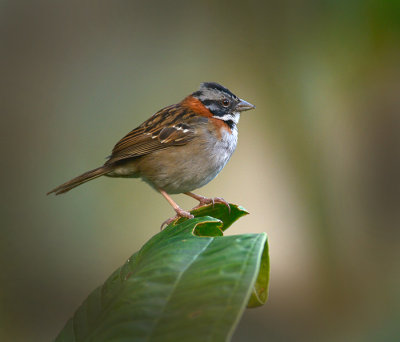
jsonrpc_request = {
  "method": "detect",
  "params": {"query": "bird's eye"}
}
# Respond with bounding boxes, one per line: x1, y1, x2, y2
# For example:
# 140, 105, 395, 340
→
222, 99, 230, 107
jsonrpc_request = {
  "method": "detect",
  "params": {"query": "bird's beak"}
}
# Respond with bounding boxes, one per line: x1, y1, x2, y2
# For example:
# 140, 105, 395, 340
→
236, 98, 255, 112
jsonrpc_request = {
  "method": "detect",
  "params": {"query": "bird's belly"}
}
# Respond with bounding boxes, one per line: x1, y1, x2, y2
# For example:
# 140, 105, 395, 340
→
138, 131, 237, 194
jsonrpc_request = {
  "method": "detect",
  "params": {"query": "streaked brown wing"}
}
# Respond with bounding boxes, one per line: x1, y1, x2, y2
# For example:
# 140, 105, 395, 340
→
106, 104, 196, 164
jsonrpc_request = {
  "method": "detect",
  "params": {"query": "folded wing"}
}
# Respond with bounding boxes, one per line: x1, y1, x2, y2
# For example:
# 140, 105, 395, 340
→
107, 105, 196, 164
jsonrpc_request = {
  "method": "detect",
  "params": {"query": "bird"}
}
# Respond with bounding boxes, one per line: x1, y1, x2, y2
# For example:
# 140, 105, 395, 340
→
47, 82, 255, 227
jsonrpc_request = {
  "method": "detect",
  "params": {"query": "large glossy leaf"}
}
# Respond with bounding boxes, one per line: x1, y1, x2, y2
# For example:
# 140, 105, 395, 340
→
55, 204, 269, 342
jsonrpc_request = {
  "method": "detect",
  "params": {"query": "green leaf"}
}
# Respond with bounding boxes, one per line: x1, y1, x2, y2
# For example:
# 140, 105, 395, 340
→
247, 240, 269, 308
55, 204, 269, 342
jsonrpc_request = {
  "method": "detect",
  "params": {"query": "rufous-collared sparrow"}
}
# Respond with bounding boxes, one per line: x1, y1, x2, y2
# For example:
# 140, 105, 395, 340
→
48, 82, 255, 227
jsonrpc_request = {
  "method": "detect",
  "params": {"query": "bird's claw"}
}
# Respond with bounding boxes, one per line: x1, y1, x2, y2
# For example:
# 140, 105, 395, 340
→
193, 196, 231, 214
160, 208, 194, 230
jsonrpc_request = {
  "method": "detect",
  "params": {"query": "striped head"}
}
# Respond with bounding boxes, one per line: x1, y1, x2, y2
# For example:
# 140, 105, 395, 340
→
192, 82, 255, 129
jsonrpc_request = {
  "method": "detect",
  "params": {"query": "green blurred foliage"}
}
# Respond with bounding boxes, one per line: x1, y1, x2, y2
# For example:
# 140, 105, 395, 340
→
1, 1, 399, 341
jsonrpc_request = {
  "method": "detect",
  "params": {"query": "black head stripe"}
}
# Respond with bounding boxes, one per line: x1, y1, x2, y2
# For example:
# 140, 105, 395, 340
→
209, 106, 226, 117
191, 90, 203, 98
201, 99, 213, 106
200, 82, 238, 100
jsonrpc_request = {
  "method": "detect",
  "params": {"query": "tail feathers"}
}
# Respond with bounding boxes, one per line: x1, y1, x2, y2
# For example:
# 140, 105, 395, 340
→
47, 166, 112, 195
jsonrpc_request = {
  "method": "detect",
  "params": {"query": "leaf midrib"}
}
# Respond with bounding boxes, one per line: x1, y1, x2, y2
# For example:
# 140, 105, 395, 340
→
145, 238, 214, 341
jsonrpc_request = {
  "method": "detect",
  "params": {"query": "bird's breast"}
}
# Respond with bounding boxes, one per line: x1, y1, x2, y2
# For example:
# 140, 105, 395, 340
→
206, 125, 238, 170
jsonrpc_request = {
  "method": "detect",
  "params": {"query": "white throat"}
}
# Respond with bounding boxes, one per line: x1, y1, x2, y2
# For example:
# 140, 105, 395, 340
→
212, 112, 240, 126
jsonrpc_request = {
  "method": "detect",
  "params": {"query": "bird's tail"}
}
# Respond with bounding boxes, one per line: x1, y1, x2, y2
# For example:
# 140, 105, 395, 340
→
47, 165, 112, 195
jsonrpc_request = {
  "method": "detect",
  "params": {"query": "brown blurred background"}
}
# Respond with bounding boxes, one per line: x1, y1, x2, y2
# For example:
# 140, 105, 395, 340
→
1, 1, 399, 341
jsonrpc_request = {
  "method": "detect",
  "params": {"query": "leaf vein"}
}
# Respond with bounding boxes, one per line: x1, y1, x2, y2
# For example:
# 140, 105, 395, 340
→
146, 238, 214, 341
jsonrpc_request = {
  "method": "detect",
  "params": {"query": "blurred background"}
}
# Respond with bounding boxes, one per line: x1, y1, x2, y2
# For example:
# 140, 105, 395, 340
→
1, 1, 399, 341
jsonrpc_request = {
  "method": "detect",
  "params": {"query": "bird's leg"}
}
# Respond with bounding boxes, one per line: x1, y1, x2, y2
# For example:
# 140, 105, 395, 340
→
159, 189, 194, 230
184, 192, 231, 213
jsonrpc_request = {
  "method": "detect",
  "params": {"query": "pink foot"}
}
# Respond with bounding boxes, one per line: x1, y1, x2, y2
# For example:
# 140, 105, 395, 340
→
193, 196, 231, 213
160, 207, 194, 230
